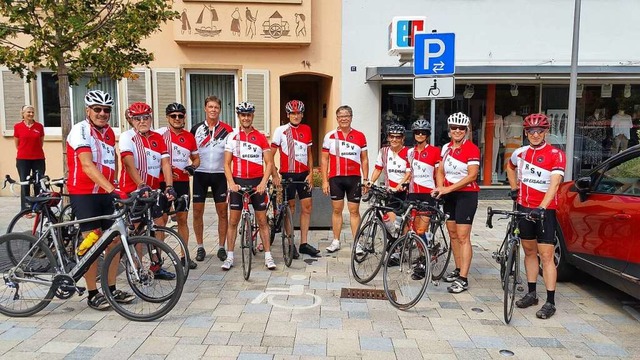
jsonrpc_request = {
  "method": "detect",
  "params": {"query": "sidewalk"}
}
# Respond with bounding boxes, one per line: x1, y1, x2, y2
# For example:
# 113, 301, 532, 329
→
0, 196, 638, 359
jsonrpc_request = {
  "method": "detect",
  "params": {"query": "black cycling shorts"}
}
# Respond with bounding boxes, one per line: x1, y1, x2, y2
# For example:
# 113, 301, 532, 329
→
407, 193, 436, 207
229, 177, 269, 211
70, 194, 115, 233
160, 181, 190, 213
517, 205, 557, 245
443, 191, 478, 225
281, 172, 312, 201
329, 176, 362, 203
192, 172, 227, 204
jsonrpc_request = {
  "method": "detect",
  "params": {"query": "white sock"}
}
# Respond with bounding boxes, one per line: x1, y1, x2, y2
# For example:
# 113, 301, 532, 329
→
198, 244, 204, 249
227, 252, 234, 260
265, 251, 272, 259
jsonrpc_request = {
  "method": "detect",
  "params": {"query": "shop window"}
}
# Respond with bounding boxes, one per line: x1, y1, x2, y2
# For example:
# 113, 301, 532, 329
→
187, 72, 236, 129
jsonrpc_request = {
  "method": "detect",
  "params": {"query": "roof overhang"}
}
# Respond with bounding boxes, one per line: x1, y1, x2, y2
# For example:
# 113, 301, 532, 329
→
365, 65, 640, 83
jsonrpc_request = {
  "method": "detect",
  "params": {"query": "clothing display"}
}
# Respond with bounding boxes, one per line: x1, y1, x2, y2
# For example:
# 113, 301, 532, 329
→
547, 110, 568, 143
611, 110, 633, 154
503, 112, 523, 170
581, 112, 606, 166
481, 114, 505, 181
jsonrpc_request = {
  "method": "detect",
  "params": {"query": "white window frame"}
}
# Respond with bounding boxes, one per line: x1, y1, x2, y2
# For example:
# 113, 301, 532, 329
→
152, 68, 180, 129
0, 67, 30, 137
242, 69, 270, 135
185, 69, 239, 129
123, 68, 152, 131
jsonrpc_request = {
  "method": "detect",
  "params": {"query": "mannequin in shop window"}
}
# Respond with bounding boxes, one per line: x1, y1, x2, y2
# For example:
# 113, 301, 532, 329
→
503, 110, 523, 171
481, 112, 505, 183
582, 109, 606, 166
611, 109, 633, 154
381, 109, 399, 146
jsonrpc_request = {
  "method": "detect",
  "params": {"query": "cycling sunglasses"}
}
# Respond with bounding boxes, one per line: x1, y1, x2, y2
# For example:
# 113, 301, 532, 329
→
91, 106, 112, 114
168, 114, 185, 119
449, 125, 467, 131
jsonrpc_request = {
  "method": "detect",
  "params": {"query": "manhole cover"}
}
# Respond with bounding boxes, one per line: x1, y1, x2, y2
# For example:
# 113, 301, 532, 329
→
499, 349, 515, 357
340, 288, 395, 301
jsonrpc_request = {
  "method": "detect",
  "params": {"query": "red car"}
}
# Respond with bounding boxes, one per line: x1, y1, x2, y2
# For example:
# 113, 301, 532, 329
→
555, 144, 640, 299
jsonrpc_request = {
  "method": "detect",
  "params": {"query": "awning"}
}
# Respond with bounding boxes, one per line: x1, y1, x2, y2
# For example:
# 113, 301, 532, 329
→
365, 65, 640, 83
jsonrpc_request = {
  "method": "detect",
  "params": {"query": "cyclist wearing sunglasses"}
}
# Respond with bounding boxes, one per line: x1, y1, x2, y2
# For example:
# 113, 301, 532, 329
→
66, 90, 134, 310
407, 119, 442, 236
506, 113, 566, 319
156, 103, 200, 269
433, 112, 480, 294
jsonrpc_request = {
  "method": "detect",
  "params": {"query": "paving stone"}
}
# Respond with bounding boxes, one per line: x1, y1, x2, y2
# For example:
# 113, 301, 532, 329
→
525, 337, 564, 348
60, 320, 97, 330
587, 342, 629, 356
359, 337, 393, 352
292, 343, 326, 356
136, 336, 180, 355
64, 346, 101, 360
38, 341, 79, 354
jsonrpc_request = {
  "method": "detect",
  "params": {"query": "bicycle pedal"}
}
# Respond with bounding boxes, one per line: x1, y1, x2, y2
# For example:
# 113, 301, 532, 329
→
76, 286, 86, 296
431, 280, 439, 287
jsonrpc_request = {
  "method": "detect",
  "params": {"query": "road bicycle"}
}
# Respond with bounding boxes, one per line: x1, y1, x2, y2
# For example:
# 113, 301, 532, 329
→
0, 191, 185, 321
487, 204, 544, 324
267, 178, 309, 267
382, 199, 452, 310
232, 186, 264, 280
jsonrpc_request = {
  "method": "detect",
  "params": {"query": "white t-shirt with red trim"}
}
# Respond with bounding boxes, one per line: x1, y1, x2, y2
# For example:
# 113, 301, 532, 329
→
66, 120, 117, 195
119, 131, 169, 193
157, 127, 199, 182
408, 145, 441, 194
225, 128, 271, 179
441, 140, 480, 192
191, 120, 233, 174
510, 143, 566, 209
322, 128, 368, 178
271, 123, 313, 173
374, 146, 410, 188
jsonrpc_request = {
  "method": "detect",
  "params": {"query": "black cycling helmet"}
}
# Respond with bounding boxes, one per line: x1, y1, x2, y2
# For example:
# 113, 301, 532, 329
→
166, 102, 186, 115
387, 123, 406, 136
411, 119, 431, 132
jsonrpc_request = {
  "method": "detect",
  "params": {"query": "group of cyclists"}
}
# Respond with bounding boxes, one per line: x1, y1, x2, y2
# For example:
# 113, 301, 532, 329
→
64, 88, 564, 319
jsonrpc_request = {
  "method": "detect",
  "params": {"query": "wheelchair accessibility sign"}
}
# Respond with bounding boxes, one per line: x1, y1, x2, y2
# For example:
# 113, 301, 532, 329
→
251, 275, 322, 310
413, 77, 455, 99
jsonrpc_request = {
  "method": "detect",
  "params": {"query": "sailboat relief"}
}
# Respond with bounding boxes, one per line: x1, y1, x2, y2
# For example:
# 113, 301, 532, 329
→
195, 5, 222, 37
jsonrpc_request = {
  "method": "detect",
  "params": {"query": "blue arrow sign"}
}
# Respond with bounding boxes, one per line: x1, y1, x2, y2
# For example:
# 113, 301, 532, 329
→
414, 33, 455, 76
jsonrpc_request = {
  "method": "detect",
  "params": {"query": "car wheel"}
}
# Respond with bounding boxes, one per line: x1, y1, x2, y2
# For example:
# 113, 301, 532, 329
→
538, 227, 575, 282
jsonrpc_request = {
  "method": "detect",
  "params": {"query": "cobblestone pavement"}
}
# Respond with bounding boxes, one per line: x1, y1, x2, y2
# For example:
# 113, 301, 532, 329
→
0, 197, 639, 359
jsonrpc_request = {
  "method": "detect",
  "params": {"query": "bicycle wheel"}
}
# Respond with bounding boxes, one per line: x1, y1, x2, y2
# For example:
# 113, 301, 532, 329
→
0, 233, 57, 317
251, 214, 258, 256
351, 218, 387, 284
240, 214, 253, 280
356, 207, 375, 234
267, 195, 278, 246
6, 209, 58, 264
281, 207, 295, 267
101, 236, 184, 322
150, 226, 190, 279
383, 234, 430, 310
429, 222, 452, 281
503, 240, 518, 324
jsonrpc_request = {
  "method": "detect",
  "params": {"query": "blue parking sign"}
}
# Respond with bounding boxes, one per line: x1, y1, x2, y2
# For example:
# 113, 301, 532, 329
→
414, 33, 455, 76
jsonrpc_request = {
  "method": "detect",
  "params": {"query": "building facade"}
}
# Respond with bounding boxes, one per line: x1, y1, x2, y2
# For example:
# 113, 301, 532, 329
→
342, 0, 640, 185
0, 0, 340, 195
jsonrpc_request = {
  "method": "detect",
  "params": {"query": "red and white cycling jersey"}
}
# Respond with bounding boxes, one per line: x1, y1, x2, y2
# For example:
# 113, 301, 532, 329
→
271, 123, 313, 173
225, 127, 270, 179
408, 144, 441, 194
510, 143, 566, 209
66, 120, 117, 194
322, 128, 367, 178
119, 131, 169, 193
374, 146, 410, 188
190, 120, 233, 174
157, 127, 199, 182
441, 140, 480, 192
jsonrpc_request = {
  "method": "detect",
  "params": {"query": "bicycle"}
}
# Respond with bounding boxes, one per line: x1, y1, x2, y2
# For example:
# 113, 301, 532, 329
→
267, 178, 309, 267
487, 205, 544, 324
382, 199, 452, 310
231, 186, 263, 280
0, 191, 185, 321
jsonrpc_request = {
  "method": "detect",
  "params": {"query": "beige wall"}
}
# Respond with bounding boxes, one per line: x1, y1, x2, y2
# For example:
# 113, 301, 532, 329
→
0, 0, 341, 196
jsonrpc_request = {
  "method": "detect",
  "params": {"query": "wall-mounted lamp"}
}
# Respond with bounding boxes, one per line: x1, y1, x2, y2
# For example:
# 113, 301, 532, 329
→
463, 84, 474, 99
624, 84, 631, 98
510, 84, 519, 97
601, 84, 613, 98
576, 84, 584, 98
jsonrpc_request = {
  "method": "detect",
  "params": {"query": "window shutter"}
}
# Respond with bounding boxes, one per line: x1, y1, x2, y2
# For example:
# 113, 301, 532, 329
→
153, 69, 180, 129
243, 69, 270, 135
124, 69, 151, 130
1, 69, 29, 136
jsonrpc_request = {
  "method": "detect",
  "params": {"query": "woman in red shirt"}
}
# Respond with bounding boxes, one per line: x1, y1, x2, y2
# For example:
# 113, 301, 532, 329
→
13, 105, 46, 210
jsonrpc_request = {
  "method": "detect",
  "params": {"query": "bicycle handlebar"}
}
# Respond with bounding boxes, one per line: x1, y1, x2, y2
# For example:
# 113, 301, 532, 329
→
486, 206, 545, 229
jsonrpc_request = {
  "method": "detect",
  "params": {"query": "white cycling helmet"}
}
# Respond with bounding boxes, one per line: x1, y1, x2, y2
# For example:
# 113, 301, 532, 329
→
85, 90, 114, 107
447, 112, 470, 127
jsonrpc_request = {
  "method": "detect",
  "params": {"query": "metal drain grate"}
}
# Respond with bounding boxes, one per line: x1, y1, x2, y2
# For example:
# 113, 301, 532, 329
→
340, 288, 395, 301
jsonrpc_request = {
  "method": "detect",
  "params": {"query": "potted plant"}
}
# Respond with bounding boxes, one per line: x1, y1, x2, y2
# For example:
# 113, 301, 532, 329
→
292, 167, 332, 229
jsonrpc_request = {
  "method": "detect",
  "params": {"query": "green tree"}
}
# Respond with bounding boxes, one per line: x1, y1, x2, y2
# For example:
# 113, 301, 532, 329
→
0, 0, 178, 174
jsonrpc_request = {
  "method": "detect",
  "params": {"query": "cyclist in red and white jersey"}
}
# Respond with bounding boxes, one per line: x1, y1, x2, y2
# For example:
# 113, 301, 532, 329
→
223, 102, 277, 270
433, 112, 480, 294
507, 113, 566, 319
119, 102, 176, 280
156, 102, 200, 270
407, 119, 441, 237
66, 90, 133, 310
271, 100, 321, 258
321, 105, 369, 253
190, 96, 234, 263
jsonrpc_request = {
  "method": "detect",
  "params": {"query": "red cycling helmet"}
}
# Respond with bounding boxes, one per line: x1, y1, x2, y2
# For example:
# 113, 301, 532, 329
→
523, 113, 550, 129
285, 100, 305, 114
127, 102, 152, 117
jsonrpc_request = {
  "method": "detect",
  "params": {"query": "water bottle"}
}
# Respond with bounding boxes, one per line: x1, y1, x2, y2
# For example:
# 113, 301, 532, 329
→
382, 214, 396, 235
76, 230, 101, 256
393, 216, 403, 232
